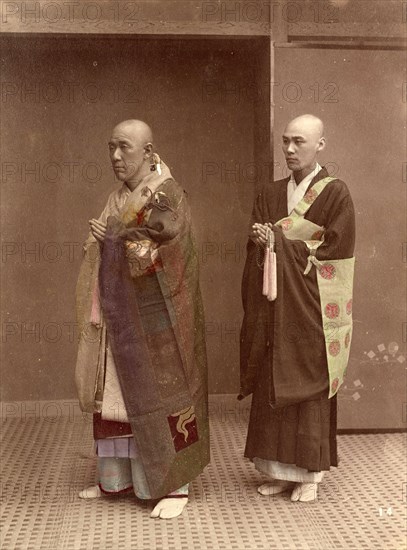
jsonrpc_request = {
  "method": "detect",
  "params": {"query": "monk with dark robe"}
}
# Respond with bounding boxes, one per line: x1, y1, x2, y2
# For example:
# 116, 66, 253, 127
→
240, 115, 355, 502
75, 120, 209, 518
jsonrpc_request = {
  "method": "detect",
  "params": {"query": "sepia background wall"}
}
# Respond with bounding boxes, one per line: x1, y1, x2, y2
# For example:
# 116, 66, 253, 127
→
1, 0, 406, 430
274, 47, 407, 429
1, 35, 268, 399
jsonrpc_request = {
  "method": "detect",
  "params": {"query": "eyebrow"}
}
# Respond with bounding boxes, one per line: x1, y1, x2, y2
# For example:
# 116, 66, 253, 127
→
282, 134, 306, 140
108, 139, 132, 145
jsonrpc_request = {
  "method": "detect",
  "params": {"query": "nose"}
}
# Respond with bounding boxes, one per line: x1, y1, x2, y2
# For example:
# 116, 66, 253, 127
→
286, 142, 295, 154
111, 147, 121, 161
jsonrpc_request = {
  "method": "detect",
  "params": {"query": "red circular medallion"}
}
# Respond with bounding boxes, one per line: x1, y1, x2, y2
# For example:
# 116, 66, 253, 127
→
325, 302, 340, 319
281, 218, 293, 231
320, 264, 336, 280
304, 189, 318, 204
329, 340, 341, 356
346, 299, 353, 315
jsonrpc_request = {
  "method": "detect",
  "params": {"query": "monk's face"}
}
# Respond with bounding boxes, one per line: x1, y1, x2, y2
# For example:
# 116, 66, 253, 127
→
108, 124, 146, 183
282, 119, 324, 173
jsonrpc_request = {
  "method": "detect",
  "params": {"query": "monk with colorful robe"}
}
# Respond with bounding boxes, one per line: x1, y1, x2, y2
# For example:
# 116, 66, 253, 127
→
239, 115, 355, 502
75, 120, 209, 519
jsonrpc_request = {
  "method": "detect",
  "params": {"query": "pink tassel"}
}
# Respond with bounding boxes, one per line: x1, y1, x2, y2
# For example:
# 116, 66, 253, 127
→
263, 247, 270, 297
262, 228, 277, 301
269, 250, 277, 301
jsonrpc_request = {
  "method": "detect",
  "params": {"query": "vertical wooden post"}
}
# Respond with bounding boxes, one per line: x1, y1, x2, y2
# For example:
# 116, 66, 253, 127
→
270, 38, 275, 184
253, 38, 271, 196
270, 0, 289, 183
253, 1, 289, 194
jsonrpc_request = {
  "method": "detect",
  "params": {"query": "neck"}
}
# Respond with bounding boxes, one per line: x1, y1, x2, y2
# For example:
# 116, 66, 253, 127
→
293, 163, 318, 185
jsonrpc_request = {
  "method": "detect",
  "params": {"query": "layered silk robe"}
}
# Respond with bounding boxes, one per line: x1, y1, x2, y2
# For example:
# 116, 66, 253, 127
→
75, 164, 209, 499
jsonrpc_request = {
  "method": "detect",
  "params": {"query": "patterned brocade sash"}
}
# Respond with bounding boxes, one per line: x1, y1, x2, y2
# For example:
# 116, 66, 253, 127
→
274, 177, 355, 398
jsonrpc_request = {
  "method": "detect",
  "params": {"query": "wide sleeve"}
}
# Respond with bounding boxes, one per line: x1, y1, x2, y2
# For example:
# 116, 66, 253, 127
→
105, 180, 187, 277
315, 183, 355, 260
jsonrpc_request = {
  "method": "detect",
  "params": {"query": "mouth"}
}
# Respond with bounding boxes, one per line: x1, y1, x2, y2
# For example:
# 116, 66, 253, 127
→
113, 166, 126, 172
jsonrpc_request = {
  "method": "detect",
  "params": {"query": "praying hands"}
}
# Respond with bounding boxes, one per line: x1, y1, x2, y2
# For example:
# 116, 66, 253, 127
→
89, 219, 107, 243
252, 222, 273, 245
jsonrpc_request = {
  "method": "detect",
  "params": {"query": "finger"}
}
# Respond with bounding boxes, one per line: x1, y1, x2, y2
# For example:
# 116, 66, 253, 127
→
90, 227, 105, 239
90, 223, 104, 232
90, 220, 106, 230
93, 231, 105, 240
89, 218, 106, 226
90, 226, 106, 237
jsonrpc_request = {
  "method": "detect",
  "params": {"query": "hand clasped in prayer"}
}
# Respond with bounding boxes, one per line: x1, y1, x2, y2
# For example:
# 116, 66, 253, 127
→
252, 222, 273, 245
89, 218, 107, 242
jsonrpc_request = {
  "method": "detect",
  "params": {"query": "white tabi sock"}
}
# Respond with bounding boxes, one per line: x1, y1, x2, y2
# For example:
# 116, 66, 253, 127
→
78, 485, 102, 499
257, 480, 295, 496
290, 482, 318, 502
150, 496, 188, 519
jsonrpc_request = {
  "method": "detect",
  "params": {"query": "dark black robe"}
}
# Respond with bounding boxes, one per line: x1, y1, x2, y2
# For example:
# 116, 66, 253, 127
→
240, 167, 355, 471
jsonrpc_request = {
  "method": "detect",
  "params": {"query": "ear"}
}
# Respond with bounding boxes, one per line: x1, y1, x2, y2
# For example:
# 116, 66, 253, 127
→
317, 137, 326, 153
144, 142, 153, 159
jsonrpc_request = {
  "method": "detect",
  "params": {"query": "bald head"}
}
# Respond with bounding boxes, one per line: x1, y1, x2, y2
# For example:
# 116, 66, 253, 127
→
109, 119, 155, 189
284, 114, 324, 140
282, 114, 326, 183
112, 119, 153, 146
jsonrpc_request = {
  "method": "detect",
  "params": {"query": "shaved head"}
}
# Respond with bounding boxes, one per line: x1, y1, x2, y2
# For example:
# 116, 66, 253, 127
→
112, 119, 153, 146
109, 119, 155, 189
284, 114, 324, 140
282, 114, 326, 183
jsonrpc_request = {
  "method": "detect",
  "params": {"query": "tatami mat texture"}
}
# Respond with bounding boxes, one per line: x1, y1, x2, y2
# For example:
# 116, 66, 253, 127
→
1, 396, 406, 549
